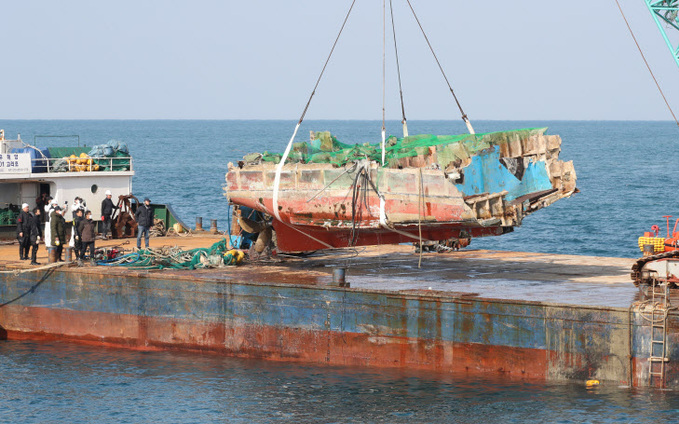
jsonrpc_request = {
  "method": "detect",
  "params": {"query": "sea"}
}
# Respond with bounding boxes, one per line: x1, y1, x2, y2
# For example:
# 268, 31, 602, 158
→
1, 120, 678, 423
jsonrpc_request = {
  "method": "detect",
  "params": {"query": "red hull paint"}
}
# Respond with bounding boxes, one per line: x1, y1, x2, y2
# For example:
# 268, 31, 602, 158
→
272, 219, 504, 252
1, 305, 552, 380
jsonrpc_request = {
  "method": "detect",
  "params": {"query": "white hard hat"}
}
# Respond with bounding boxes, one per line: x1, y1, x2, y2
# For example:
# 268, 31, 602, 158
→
22, 203, 29, 209
51, 199, 58, 205
105, 190, 112, 196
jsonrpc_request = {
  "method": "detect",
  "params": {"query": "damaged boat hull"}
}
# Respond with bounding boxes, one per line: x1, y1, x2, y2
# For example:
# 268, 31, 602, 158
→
226, 128, 577, 252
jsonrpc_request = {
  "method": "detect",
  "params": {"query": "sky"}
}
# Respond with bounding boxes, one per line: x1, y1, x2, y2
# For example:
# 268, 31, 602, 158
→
1, 0, 678, 121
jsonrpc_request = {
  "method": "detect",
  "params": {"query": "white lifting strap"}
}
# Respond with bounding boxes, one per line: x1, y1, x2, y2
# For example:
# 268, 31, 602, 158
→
272, 122, 301, 222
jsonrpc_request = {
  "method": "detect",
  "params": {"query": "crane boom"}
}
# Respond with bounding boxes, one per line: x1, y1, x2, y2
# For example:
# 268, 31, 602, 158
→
646, 0, 679, 68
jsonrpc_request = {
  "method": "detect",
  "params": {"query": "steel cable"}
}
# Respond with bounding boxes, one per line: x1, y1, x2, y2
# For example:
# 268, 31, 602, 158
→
405, 0, 472, 128
297, 0, 357, 125
389, 0, 408, 129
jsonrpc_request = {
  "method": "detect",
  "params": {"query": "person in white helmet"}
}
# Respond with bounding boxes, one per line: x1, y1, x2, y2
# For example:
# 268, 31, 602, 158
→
100, 190, 118, 240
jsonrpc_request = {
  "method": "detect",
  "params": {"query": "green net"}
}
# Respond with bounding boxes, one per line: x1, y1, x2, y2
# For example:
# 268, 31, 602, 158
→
48, 146, 131, 172
0, 208, 20, 226
47, 147, 91, 158
97, 238, 233, 270
251, 128, 546, 169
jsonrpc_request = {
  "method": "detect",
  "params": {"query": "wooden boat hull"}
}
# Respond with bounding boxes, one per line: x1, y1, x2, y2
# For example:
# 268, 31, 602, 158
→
226, 128, 577, 252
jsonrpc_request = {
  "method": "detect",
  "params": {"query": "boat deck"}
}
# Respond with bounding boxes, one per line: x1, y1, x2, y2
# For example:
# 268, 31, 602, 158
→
0, 235, 641, 309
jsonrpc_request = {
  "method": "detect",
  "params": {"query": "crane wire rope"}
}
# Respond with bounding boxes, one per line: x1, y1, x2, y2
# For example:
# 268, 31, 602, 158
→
272, 0, 357, 222
298, 0, 358, 127
614, 0, 679, 127
389, 0, 409, 137
382, 0, 387, 166
405, 0, 475, 134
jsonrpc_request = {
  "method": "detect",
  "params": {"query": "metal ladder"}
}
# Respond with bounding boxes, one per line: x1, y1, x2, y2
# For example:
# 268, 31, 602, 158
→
649, 282, 670, 387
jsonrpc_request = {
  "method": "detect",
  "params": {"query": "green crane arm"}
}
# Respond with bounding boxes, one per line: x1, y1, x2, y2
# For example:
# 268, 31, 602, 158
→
646, 0, 679, 68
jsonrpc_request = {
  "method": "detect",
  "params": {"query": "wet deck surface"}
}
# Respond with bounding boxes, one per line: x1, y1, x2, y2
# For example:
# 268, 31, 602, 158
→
0, 235, 641, 308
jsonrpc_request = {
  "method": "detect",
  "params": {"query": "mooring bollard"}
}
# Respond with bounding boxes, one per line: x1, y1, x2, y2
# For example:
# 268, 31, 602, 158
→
195, 217, 204, 232
64, 247, 72, 262
48, 247, 57, 264
210, 219, 218, 234
333, 267, 349, 287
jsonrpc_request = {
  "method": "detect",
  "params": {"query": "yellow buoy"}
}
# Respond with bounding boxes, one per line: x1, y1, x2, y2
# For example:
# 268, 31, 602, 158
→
223, 249, 245, 265
172, 222, 184, 233
585, 380, 600, 388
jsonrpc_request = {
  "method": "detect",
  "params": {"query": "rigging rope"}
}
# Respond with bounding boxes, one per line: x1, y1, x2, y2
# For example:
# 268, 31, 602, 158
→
298, 0, 358, 126
417, 168, 423, 269
389, 0, 409, 137
273, 0, 358, 222
381, 0, 387, 166
614, 0, 679, 127
405, 0, 475, 134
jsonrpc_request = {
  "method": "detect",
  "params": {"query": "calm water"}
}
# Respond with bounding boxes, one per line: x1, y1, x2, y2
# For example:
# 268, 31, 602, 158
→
1, 120, 678, 421
1, 341, 678, 424
1, 119, 676, 258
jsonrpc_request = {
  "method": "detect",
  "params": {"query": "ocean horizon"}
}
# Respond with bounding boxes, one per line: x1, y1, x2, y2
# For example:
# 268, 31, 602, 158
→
2, 119, 676, 258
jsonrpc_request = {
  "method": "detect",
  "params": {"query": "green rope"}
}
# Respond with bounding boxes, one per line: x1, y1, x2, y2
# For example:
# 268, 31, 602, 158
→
98, 238, 231, 270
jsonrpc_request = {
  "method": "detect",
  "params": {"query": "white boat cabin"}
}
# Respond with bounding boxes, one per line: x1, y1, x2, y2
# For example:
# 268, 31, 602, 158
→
0, 130, 133, 220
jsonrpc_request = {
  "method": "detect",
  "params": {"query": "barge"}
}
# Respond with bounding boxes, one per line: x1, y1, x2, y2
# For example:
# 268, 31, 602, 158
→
1, 236, 677, 388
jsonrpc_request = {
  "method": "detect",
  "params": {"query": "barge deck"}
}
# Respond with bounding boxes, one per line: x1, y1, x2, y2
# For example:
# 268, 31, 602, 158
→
1, 236, 677, 388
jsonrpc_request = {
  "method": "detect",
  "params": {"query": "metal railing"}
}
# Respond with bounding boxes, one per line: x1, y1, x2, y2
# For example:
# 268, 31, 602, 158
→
30, 156, 134, 173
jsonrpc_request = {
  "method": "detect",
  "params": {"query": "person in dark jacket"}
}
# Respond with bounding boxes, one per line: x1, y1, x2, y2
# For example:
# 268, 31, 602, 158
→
100, 190, 118, 240
16, 203, 31, 260
50, 206, 67, 261
29, 207, 43, 265
72, 208, 84, 261
77, 210, 96, 262
134, 198, 154, 249
35, 193, 49, 223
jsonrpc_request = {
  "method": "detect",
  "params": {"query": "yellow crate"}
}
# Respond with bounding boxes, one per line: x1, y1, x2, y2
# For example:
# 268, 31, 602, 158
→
638, 237, 665, 253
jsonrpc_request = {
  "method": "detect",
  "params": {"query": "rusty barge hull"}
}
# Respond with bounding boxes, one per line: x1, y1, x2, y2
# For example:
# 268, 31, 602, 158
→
1, 247, 677, 388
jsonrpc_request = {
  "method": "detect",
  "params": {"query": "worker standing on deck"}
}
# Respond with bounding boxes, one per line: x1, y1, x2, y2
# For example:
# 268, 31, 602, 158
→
16, 203, 31, 260
101, 190, 118, 240
35, 193, 49, 223
72, 208, 84, 262
134, 197, 153, 250
78, 210, 96, 263
29, 207, 43, 265
44, 198, 57, 249
50, 206, 66, 261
